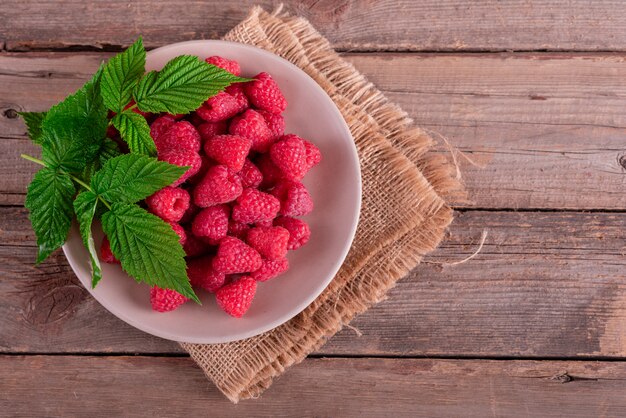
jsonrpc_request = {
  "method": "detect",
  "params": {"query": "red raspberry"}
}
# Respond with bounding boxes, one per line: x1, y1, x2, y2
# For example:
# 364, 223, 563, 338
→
274, 217, 311, 250
303, 139, 322, 169
238, 159, 263, 189
100, 236, 119, 264
179, 201, 199, 224
255, 154, 283, 188
212, 236, 262, 274
191, 205, 229, 242
270, 180, 313, 217
106, 125, 119, 139
229, 109, 274, 153
150, 286, 188, 312
188, 112, 206, 127
154, 121, 201, 153
205, 56, 241, 76
145, 187, 190, 223
158, 149, 202, 187
193, 165, 243, 207
225, 84, 249, 110
243, 72, 287, 114
231, 188, 280, 224
197, 121, 228, 143
170, 113, 185, 120
169, 222, 187, 246
257, 110, 285, 140
227, 220, 251, 240
150, 115, 176, 143
187, 256, 226, 292
246, 226, 289, 260
255, 219, 273, 228
183, 229, 210, 258
270, 134, 308, 181
196, 92, 245, 122
204, 135, 252, 172
215, 276, 257, 318
251, 258, 289, 282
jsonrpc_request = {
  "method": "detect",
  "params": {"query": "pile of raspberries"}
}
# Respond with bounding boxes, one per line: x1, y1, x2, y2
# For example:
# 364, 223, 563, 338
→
100, 55, 321, 317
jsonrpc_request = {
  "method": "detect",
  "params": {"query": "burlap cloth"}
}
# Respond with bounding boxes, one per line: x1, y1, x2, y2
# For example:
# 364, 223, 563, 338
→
180, 6, 464, 403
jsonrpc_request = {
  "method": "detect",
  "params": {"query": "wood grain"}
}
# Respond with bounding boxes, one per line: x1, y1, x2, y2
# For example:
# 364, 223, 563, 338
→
2, 1, 626, 52
2, 52, 625, 209
2, 356, 626, 416
3, 208, 625, 357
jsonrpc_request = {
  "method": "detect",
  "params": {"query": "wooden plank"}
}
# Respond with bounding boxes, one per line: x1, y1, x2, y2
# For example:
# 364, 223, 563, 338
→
2, 52, 625, 209
3, 208, 625, 357
2, 1, 626, 52
2, 356, 626, 416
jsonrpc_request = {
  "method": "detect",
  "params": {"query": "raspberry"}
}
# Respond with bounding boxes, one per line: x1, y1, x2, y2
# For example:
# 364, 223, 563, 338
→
100, 236, 119, 264
183, 229, 210, 258
238, 159, 263, 189
228, 220, 251, 240
204, 134, 252, 172
212, 236, 262, 274
188, 112, 206, 127
193, 165, 243, 207
154, 121, 201, 153
225, 84, 249, 111
158, 149, 202, 187
251, 258, 289, 282
270, 135, 308, 181
169, 222, 187, 246
229, 109, 274, 153
205, 56, 241, 76
179, 202, 199, 224
231, 188, 280, 224
187, 256, 226, 292
197, 121, 228, 142
255, 219, 273, 228
243, 72, 287, 114
191, 205, 229, 242
215, 276, 257, 318
150, 286, 188, 312
170, 113, 185, 120
145, 187, 190, 222
270, 180, 313, 217
255, 154, 283, 188
257, 110, 285, 140
246, 226, 289, 260
303, 139, 322, 169
150, 115, 176, 143
196, 92, 245, 122
274, 217, 311, 250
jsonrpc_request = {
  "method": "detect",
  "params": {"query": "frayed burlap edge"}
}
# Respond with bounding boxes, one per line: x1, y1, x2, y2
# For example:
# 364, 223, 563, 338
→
180, 6, 464, 403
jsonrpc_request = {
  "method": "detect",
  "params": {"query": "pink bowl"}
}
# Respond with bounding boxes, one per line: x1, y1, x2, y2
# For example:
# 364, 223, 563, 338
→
63, 40, 361, 343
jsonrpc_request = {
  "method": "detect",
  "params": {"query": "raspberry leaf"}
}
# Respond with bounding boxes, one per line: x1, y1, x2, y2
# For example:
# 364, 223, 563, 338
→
99, 137, 122, 166
101, 37, 146, 112
40, 67, 108, 171
73, 190, 102, 287
111, 110, 156, 156
19, 111, 47, 144
91, 154, 187, 203
25, 168, 76, 263
133, 55, 249, 114
101, 203, 199, 303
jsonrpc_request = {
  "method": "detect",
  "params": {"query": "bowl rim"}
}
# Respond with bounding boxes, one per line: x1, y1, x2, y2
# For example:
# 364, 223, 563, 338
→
63, 39, 362, 343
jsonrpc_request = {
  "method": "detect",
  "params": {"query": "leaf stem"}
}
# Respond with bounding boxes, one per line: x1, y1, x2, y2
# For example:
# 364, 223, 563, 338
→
21, 153, 112, 210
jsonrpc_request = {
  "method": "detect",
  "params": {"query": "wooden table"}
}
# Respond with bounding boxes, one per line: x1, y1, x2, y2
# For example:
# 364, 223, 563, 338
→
2, 1, 626, 416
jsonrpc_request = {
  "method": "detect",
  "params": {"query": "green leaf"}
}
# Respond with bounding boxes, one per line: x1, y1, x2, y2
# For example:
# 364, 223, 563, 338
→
111, 110, 156, 156
99, 137, 122, 166
40, 67, 108, 171
91, 154, 186, 203
133, 55, 249, 114
25, 168, 76, 263
73, 191, 102, 287
101, 37, 146, 112
19, 111, 47, 144
101, 203, 198, 302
